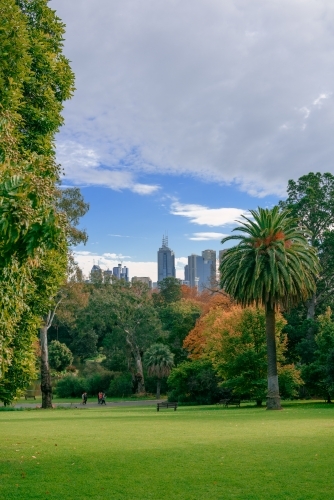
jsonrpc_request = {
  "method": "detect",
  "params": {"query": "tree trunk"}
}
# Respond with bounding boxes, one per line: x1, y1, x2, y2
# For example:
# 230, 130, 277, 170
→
40, 317, 53, 409
156, 379, 161, 399
306, 293, 316, 320
265, 303, 282, 410
134, 347, 145, 394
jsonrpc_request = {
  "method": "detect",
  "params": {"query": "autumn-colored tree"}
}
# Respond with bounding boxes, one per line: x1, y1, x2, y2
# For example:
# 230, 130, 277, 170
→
183, 294, 233, 359
184, 304, 302, 405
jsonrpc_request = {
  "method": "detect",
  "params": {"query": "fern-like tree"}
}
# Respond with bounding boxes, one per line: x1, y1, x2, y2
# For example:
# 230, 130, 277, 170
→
144, 344, 174, 399
220, 206, 319, 409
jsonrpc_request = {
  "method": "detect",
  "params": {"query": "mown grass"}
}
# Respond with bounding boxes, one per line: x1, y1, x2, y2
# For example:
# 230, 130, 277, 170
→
0, 402, 334, 499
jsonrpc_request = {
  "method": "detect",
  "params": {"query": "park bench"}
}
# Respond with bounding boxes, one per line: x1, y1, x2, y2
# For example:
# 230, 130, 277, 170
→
217, 398, 241, 408
24, 390, 37, 400
157, 401, 178, 411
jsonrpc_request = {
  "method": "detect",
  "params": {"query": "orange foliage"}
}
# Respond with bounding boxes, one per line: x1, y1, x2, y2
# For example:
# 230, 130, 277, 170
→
183, 293, 233, 358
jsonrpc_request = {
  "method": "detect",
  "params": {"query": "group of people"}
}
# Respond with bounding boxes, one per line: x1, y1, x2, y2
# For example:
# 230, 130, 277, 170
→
81, 391, 107, 405
98, 391, 106, 405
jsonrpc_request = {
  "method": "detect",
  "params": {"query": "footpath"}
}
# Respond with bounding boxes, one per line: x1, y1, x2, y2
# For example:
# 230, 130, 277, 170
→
11, 399, 162, 409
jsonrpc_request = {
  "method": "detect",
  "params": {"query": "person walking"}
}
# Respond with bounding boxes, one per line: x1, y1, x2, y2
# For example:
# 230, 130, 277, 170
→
101, 392, 106, 405
82, 392, 88, 405
98, 391, 103, 404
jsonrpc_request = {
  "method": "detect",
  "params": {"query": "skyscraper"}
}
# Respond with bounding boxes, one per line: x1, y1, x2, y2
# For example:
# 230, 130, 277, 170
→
202, 249, 217, 283
113, 263, 129, 282
157, 235, 176, 283
187, 254, 213, 291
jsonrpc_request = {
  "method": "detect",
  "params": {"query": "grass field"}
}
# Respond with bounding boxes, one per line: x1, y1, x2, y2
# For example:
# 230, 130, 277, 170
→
1, 402, 334, 499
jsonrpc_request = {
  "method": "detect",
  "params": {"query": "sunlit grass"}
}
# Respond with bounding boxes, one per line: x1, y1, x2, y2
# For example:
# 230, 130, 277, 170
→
1, 402, 333, 499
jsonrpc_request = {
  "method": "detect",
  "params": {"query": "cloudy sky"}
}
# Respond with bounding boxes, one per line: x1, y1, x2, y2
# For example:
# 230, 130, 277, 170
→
51, 0, 334, 280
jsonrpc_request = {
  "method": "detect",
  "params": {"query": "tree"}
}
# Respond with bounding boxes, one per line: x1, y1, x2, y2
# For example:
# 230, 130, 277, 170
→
158, 299, 202, 364
167, 359, 222, 405
144, 343, 174, 399
49, 340, 73, 372
301, 308, 334, 402
220, 206, 319, 409
38, 189, 89, 409
154, 277, 182, 306
0, 0, 74, 403
76, 281, 163, 393
185, 304, 300, 406
280, 172, 334, 319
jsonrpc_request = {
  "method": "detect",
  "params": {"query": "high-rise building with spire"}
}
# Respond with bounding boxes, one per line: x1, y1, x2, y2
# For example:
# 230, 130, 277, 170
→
157, 235, 176, 283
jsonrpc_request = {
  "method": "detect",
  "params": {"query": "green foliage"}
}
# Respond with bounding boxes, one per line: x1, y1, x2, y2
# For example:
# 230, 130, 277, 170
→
220, 206, 319, 309
155, 277, 182, 306
301, 308, 334, 399
144, 343, 174, 378
159, 299, 202, 363
55, 375, 86, 398
280, 172, 334, 315
278, 364, 303, 399
167, 359, 221, 404
57, 187, 89, 246
0, 0, 74, 403
108, 373, 133, 397
48, 340, 73, 372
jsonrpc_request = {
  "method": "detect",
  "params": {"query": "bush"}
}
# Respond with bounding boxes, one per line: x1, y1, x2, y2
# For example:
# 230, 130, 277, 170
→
55, 376, 87, 398
167, 360, 221, 405
108, 373, 133, 397
278, 364, 303, 399
49, 340, 73, 372
86, 372, 114, 395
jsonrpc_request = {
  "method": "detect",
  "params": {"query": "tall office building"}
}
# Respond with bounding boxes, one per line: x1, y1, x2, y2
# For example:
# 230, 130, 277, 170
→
184, 264, 189, 282
187, 254, 213, 292
202, 249, 217, 283
157, 235, 176, 283
113, 263, 129, 282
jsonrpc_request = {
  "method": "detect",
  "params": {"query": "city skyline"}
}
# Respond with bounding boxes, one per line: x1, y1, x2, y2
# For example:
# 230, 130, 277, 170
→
51, 1, 334, 281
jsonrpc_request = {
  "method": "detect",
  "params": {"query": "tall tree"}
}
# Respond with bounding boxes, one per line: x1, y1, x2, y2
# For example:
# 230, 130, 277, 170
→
220, 206, 319, 409
280, 172, 334, 319
144, 344, 174, 399
0, 0, 74, 403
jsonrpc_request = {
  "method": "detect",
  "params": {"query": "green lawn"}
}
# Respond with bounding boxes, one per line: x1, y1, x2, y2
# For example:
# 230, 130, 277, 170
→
1, 402, 334, 499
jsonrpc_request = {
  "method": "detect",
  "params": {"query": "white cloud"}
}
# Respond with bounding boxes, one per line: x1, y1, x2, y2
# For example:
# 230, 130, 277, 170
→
189, 232, 228, 241
171, 201, 248, 227
58, 141, 159, 195
52, 0, 334, 196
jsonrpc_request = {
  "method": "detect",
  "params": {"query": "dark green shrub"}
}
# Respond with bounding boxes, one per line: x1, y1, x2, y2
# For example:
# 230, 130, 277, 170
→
55, 375, 86, 398
86, 372, 114, 395
108, 373, 133, 397
144, 374, 168, 395
167, 359, 221, 405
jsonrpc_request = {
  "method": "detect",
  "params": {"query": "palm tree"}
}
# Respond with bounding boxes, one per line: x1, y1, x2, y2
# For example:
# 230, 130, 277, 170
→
144, 344, 174, 399
220, 206, 319, 410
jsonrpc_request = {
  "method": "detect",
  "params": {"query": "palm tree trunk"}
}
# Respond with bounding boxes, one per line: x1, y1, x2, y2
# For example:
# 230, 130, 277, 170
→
156, 379, 161, 399
265, 302, 282, 410
40, 318, 53, 409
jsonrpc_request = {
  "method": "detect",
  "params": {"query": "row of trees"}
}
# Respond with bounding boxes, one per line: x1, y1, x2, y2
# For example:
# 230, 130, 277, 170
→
25, 172, 334, 409
0, 0, 89, 407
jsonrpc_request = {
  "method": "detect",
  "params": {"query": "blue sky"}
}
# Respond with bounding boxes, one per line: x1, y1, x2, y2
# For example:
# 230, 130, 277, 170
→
51, 0, 334, 281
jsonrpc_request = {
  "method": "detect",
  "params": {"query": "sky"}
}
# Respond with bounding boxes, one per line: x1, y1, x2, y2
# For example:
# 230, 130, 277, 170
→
51, 0, 334, 281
